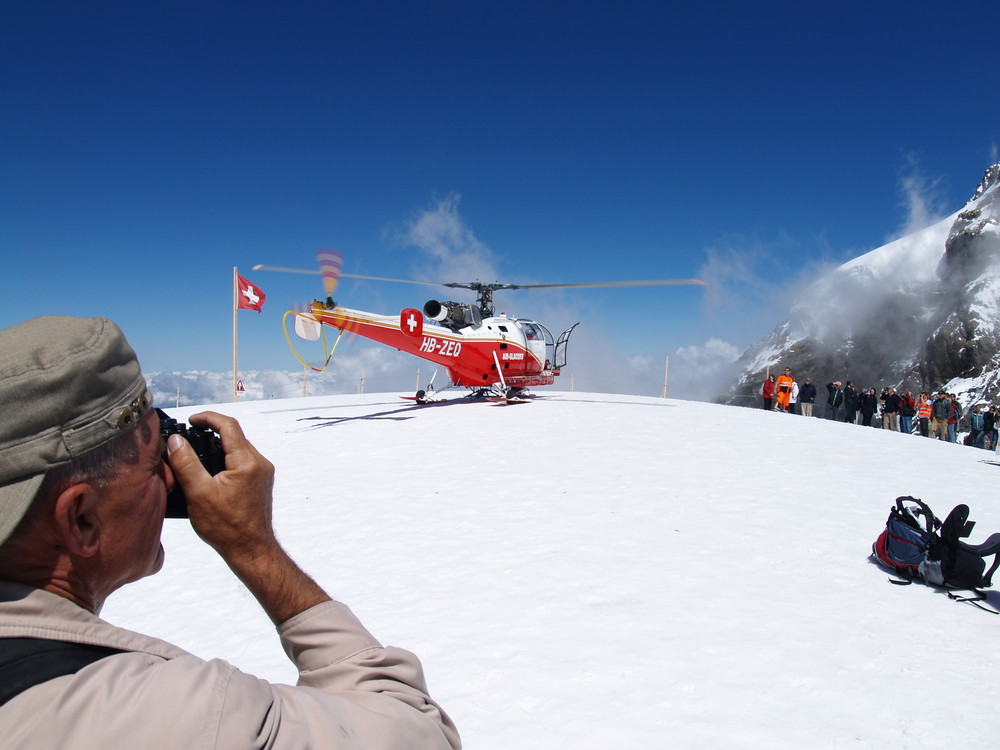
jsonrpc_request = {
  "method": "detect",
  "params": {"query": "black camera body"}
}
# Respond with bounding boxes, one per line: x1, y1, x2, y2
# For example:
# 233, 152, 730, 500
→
157, 408, 225, 518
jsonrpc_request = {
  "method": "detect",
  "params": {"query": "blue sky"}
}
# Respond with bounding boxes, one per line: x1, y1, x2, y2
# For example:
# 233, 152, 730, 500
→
2, 2, 999, 397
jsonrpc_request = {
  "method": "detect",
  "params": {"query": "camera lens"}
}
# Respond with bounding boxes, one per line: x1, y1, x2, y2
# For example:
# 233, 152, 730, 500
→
157, 408, 224, 519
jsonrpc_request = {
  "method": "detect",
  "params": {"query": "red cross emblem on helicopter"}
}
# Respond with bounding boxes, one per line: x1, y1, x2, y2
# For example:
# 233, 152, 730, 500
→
400, 308, 423, 338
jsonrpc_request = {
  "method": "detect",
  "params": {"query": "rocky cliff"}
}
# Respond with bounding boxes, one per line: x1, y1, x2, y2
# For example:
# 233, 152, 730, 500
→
722, 163, 1000, 406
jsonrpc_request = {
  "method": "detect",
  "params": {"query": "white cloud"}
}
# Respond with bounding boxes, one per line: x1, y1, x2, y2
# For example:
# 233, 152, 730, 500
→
149, 345, 425, 408
696, 238, 835, 348
895, 153, 949, 238
667, 338, 742, 401
398, 194, 502, 287
675, 337, 740, 369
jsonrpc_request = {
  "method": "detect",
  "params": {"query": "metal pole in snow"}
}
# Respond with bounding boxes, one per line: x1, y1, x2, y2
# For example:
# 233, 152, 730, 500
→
232, 267, 238, 402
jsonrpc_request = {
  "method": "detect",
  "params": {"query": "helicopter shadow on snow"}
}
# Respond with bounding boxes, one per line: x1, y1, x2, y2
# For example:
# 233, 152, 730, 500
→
290, 398, 470, 430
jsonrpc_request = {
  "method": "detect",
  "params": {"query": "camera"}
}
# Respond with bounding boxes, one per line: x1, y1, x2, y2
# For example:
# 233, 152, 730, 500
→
157, 408, 225, 518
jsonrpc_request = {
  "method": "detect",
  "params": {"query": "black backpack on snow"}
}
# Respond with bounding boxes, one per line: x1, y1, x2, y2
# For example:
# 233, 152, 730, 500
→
871, 496, 1000, 609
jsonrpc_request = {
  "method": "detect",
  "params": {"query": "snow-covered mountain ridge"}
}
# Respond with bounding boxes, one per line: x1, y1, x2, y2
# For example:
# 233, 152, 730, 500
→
724, 163, 1000, 406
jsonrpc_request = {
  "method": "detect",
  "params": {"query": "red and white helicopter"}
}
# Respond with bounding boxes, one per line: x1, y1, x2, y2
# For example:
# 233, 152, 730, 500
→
254, 253, 705, 403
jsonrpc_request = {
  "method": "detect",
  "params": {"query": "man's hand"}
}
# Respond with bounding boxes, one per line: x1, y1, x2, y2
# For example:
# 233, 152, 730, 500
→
166, 412, 329, 624
166, 411, 276, 557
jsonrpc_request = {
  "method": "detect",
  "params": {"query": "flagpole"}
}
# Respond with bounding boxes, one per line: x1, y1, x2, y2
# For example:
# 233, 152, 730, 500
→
233, 266, 238, 402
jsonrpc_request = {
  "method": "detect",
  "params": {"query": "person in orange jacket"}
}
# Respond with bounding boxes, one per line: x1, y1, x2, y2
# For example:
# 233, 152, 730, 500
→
917, 391, 933, 437
775, 368, 795, 412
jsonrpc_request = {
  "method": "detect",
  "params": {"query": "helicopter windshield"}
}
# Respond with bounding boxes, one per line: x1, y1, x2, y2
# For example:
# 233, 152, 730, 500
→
520, 321, 543, 341
516, 320, 554, 360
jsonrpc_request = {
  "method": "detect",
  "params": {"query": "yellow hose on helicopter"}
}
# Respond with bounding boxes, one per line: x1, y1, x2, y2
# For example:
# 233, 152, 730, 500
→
281, 310, 345, 372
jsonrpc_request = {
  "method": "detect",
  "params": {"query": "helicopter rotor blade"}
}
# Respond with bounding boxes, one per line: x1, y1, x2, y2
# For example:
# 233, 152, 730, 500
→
253, 265, 706, 292
252, 265, 448, 288
505, 279, 707, 290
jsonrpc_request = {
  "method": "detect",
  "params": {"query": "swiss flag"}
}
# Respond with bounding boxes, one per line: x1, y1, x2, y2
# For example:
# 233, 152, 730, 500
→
236, 274, 266, 313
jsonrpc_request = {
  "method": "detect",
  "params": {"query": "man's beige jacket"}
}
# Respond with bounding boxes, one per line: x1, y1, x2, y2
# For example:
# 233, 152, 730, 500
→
0, 581, 460, 749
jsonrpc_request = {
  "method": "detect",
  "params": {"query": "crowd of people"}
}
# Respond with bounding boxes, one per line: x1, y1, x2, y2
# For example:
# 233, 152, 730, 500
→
759, 368, 998, 449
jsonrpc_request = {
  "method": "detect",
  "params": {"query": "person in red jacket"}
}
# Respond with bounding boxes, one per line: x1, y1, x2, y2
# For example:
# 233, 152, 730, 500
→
899, 390, 917, 434
760, 374, 776, 410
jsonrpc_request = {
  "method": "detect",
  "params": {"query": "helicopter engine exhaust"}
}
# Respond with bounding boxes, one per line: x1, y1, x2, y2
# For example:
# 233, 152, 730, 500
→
423, 300, 482, 329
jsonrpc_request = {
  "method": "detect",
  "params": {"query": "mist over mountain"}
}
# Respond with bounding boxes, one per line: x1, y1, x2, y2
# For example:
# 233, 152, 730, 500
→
723, 163, 1000, 406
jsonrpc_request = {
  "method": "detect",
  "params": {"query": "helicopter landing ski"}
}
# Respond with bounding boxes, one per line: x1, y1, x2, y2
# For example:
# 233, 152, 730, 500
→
486, 395, 531, 404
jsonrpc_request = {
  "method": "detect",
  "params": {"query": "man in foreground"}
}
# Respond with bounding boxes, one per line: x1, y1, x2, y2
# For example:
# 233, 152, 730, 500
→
0, 315, 460, 749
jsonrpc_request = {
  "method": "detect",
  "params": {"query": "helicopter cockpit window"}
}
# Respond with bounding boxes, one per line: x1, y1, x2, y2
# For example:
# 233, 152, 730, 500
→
521, 323, 540, 340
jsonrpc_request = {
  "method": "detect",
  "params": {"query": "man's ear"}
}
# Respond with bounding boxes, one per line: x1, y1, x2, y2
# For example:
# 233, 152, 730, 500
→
53, 483, 101, 557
